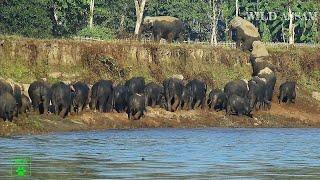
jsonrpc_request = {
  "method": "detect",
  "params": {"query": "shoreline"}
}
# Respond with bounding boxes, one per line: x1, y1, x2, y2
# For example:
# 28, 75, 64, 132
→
1, 100, 320, 137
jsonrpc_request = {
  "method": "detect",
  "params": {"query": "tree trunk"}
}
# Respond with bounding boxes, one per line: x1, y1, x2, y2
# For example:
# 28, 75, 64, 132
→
210, 0, 218, 46
89, 0, 95, 29
236, 0, 239, 16
281, 22, 286, 43
134, 0, 147, 37
288, 6, 294, 44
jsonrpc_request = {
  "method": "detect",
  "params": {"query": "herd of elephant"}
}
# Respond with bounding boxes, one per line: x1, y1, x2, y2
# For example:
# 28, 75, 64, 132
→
0, 76, 296, 121
0, 16, 298, 121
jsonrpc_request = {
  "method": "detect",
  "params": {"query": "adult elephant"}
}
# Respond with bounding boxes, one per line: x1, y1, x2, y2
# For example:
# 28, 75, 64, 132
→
144, 82, 163, 108
185, 79, 207, 109
224, 79, 249, 98
125, 77, 145, 94
90, 80, 113, 113
28, 80, 51, 115
51, 82, 73, 118
71, 81, 90, 113
163, 78, 184, 112
140, 16, 184, 43
229, 16, 261, 51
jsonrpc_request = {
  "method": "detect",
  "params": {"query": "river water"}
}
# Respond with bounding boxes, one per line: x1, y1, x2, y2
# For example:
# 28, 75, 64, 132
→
1, 128, 320, 179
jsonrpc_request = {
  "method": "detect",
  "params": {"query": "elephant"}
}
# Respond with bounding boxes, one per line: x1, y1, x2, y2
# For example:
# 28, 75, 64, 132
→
113, 85, 131, 113
20, 94, 32, 114
224, 79, 249, 98
163, 78, 184, 112
71, 81, 90, 113
251, 41, 269, 58
278, 81, 296, 104
0, 79, 22, 116
185, 79, 207, 109
127, 93, 147, 120
28, 80, 52, 115
180, 87, 191, 110
257, 67, 277, 110
144, 82, 163, 108
0, 78, 13, 95
140, 16, 184, 43
51, 82, 73, 118
226, 94, 252, 117
247, 77, 267, 110
125, 77, 145, 94
0, 92, 17, 121
207, 89, 227, 111
229, 16, 261, 51
90, 80, 113, 113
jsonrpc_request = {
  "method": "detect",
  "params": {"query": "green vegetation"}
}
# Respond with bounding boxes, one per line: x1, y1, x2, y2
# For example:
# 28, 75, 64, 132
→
0, 0, 319, 43
0, 37, 318, 93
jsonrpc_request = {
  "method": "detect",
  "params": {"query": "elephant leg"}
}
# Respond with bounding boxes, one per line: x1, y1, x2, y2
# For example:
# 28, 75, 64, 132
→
151, 99, 156, 108
193, 100, 200, 109
98, 100, 104, 113
154, 33, 161, 43
226, 104, 231, 115
133, 111, 142, 120
54, 104, 59, 115
127, 108, 132, 120
177, 33, 184, 43
167, 32, 174, 43
167, 97, 172, 112
201, 97, 206, 109
70, 104, 75, 114
236, 39, 241, 49
43, 99, 50, 115
78, 105, 83, 113
59, 107, 68, 118
279, 93, 284, 104
172, 95, 180, 112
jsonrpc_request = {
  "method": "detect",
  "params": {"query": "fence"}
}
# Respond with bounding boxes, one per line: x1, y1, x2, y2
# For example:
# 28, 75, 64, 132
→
73, 36, 320, 48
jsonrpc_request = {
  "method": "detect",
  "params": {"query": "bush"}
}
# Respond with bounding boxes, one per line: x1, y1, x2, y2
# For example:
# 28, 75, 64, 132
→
0, 0, 52, 38
77, 26, 115, 40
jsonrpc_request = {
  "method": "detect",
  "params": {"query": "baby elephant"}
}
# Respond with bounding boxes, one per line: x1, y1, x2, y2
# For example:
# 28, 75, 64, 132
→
226, 94, 252, 117
278, 81, 296, 104
127, 94, 146, 120
20, 94, 32, 114
207, 89, 227, 111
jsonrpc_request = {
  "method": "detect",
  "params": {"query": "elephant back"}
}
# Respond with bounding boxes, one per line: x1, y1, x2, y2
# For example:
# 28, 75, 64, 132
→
231, 16, 260, 38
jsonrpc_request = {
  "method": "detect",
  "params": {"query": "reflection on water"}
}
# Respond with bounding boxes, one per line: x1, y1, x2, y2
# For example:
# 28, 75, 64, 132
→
1, 128, 320, 179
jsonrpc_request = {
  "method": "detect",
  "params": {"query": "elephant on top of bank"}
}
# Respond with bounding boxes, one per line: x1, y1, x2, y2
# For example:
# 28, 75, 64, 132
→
140, 16, 184, 43
229, 16, 261, 51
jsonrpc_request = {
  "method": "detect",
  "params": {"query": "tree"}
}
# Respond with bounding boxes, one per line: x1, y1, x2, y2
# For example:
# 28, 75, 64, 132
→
89, 0, 95, 28
134, 0, 148, 36
236, 0, 239, 16
0, 0, 52, 38
288, 0, 295, 44
49, 0, 89, 37
209, 0, 221, 45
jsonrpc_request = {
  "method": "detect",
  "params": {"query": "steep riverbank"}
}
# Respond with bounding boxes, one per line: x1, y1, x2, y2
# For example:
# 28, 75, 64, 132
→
0, 36, 320, 136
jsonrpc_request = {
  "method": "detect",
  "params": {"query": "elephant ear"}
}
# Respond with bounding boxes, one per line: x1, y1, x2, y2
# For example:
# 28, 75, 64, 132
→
143, 16, 155, 26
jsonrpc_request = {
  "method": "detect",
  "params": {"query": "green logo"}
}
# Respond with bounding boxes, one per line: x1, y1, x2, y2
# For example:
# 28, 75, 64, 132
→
11, 157, 31, 177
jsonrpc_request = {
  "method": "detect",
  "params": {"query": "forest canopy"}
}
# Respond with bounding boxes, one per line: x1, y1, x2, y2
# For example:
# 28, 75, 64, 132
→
0, 0, 319, 43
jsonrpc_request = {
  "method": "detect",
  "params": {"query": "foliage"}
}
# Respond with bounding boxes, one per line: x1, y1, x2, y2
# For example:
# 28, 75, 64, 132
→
77, 26, 115, 40
0, 0, 52, 38
49, 0, 89, 36
0, 0, 318, 43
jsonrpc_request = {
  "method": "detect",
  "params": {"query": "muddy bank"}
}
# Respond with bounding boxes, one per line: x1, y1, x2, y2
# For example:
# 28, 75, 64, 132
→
0, 36, 320, 136
1, 87, 320, 137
